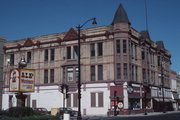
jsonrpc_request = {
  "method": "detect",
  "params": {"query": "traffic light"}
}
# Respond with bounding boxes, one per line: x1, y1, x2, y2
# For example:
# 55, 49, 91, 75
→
61, 84, 64, 93
66, 85, 69, 98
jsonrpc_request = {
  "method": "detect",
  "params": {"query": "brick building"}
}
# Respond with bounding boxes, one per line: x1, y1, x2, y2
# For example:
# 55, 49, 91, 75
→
2, 4, 172, 115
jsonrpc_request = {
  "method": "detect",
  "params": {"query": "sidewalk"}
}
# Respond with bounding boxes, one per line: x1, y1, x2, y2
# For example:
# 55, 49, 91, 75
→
113, 110, 180, 117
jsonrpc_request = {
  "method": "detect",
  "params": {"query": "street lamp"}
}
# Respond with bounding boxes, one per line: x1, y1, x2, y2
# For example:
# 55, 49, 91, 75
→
76, 18, 97, 120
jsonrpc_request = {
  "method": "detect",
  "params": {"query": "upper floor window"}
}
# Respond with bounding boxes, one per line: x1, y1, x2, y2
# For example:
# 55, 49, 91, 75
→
44, 49, 48, 61
67, 67, 73, 81
10, 54, 14, 66
98, 65, 103, 80
116, 40, 120, 54
50, 69, 54, 83
97, 43, 103, 56
50, 48, 55, 61
27, 52, 31, 63
73, 46, 78, 59
44, 69, 48, 84
90, 43, 95, 57
142, 68, 147, 83
123, 40, 127, 53
123, 63, 128, 79
67, 46, 71, 59
142, 48, 145, 60
91, 65, 96, 81
117, 63, 121, 79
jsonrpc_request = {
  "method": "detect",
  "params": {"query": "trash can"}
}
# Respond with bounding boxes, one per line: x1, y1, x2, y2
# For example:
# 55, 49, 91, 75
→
63, 109, 70, 120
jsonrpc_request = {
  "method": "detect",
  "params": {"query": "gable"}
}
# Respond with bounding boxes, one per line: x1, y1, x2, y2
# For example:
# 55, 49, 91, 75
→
63, 28, 78, 41
23, 38, 34, 47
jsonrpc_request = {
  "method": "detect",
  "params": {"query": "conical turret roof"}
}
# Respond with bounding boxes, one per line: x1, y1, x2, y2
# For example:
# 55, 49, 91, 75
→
112, 4, 130, 25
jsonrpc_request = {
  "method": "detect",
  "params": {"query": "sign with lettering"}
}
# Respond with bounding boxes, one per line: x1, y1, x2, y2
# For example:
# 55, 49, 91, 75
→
9, 69, 35, 92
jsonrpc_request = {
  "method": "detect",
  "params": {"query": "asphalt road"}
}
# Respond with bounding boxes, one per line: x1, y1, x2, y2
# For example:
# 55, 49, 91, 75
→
80, 112, 180, 120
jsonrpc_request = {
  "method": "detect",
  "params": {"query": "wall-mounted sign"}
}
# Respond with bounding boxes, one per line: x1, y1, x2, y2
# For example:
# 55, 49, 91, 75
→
9, 69, 35, 92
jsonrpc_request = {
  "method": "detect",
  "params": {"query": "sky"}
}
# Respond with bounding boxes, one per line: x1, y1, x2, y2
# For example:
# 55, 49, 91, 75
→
0, 0, 180, 73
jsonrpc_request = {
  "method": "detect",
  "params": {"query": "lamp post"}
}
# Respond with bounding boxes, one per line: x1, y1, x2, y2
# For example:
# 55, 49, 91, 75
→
76, 18, 97, 120
17, 58, 27, 107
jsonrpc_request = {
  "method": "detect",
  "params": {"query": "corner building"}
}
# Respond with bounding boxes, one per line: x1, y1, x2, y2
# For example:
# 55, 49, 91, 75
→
3, 4, 172, 115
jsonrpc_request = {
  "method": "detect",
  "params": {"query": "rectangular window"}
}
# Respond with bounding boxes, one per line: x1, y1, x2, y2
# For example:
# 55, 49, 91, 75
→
135, 66, 138, 81
91, 93, 96, 107
158, 56, 161, 66
67, 94, 71, 107
67, 46, 71, 59
73, 93, 78, 107
98, 65, 103, 80
50, 69, 54, 83
116, 40, 120, 53
10, 54, 14, 66
67, 67, 73, 81
143, 69, 147, 82
98, 93, 103, 107
27, 52, 31, 63
123, 63, 128, 79
91, 66, 96, 81
132, 65, 134, 81
44, 49, 48, 61
117, 63, 121, 79
142, 49, 145, 60
123, 40, 127, 53
90, 43, 95, 57
73, 46, 78, 59
97, 43, 103, 56
50, 48, 55, 61
44, 69, 48, 84
135, 45, 137, 60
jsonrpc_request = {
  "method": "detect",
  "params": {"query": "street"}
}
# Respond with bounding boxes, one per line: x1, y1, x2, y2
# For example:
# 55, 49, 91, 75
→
77, 112, 180, 120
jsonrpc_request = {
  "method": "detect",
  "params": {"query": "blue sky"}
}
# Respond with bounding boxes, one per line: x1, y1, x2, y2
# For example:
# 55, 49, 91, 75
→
0, 0, 180, 73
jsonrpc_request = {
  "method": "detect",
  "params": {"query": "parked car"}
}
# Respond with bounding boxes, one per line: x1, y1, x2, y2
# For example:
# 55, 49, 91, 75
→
57, 108, 78, 117
33, 108, 50, 114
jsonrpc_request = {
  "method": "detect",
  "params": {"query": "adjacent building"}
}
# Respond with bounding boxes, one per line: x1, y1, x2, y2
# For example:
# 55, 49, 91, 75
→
2, 4, 172, 115
0, 37, 5, 109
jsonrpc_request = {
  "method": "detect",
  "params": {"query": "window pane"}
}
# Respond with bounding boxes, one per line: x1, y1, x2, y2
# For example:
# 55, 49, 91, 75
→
91, 66, 96, 81
91, 93, 96, 107
98, 93, 103, 107
123, 40, 127, 53
73, 46, 78, 59
117, 63, 121, 79
67, 47, 71, 59
116, 40, 120, 53
90, 43, 95, 57
50, 69, 54, 83
50, 48, 55, 61
123, 63, 128, 79
98, 65, 103, 80
44, 70, 48, 83
44, 49, 48, 61
98, 43, 103, 56
10, 54, 14, 66
27, 52, 31, 63
67, 68, 73, 81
